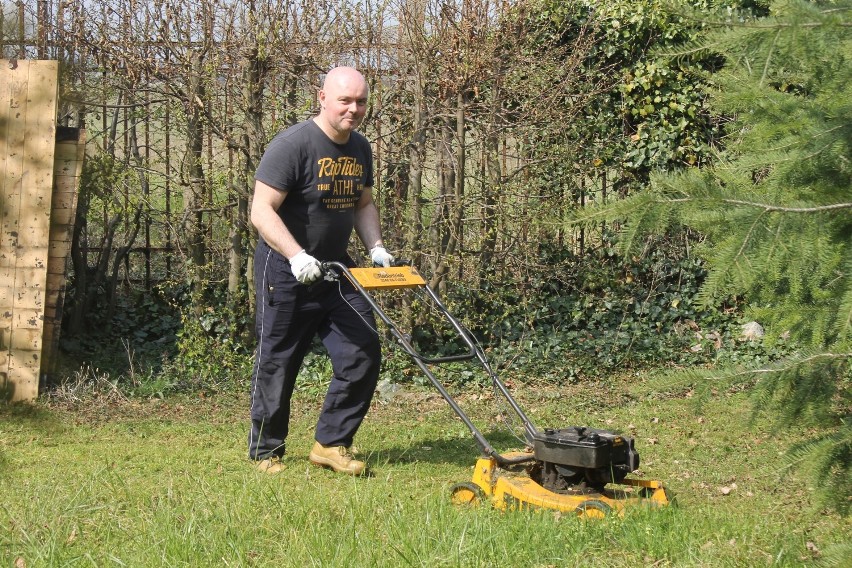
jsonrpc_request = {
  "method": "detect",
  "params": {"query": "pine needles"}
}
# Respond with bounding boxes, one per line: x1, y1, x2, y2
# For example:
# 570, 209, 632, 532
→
566, 0, 852, 514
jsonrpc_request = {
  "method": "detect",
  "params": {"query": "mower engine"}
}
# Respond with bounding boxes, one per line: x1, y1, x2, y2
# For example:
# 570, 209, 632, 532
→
530, 426, 640, 492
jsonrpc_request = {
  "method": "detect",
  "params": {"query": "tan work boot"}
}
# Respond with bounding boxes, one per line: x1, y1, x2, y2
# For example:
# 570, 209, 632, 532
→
309, 442, 366, 476
254, 456, 286, 474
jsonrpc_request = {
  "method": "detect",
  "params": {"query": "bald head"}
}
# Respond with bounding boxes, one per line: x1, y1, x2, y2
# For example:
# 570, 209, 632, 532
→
315, 67, 369, 143
322, 66, 368, 93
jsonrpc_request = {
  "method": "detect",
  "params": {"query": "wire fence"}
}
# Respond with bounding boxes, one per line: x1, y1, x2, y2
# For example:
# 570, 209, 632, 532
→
3, 0, 623, 303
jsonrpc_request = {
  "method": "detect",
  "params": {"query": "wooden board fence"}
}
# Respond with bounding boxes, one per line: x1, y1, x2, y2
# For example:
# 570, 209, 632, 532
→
41, 127, 85, 383
1, 59, 60, 402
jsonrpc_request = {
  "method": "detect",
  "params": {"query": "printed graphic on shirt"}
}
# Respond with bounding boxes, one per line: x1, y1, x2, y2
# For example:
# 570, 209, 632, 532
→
315, 156, 366, 211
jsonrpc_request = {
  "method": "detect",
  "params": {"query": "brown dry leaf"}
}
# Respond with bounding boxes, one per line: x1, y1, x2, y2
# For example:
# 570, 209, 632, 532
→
66, 527, 78, 545
806, 541, 820, 556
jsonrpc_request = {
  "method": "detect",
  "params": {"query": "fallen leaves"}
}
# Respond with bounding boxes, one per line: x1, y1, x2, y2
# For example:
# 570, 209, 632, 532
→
805, 541, 820, 557
66, 526, 78, 545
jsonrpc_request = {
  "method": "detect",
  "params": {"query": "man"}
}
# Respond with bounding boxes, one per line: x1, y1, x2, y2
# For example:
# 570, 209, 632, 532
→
248, 66, 393, 476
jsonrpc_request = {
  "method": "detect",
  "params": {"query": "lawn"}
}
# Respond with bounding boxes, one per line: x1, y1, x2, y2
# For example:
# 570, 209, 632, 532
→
1, 375, 848, 567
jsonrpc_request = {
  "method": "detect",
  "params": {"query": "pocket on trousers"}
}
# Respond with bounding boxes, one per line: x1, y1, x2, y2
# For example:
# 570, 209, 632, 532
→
263, 254, 301, 308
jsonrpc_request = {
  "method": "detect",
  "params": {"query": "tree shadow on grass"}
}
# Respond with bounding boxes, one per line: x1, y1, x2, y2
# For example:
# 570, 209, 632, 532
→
0, 403, 67, 474
0, 403, 67, 443
0, 402, 63, 430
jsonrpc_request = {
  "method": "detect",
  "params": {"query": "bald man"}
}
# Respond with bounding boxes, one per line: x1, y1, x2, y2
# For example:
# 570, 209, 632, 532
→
248, 67, 393, 476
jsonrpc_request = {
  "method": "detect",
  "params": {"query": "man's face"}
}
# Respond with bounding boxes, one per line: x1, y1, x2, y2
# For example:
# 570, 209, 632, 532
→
319, 74, 368, 138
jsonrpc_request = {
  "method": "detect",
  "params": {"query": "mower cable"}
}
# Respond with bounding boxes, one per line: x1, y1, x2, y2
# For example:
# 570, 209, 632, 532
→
335, 278, 381, 337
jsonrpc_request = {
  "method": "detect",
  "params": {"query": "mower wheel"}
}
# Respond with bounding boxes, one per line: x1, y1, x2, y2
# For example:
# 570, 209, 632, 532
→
450, 482, 485, 507
574, 500, 611, 519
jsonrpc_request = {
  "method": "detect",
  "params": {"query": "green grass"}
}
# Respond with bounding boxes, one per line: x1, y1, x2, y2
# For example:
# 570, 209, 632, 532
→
1, 378, 848, 567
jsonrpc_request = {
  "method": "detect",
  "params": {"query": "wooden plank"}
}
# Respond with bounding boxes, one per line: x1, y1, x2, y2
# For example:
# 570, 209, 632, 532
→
13, 247, 49, 272
0, 285, 11, 305
0, 353, 8, 400
6, 351, 40, 401
1, 60, 59, 402
0, 267, 11, 307
7, 285, 44, 311
11, 308, 44, 330
9, 327, 41, 351
0, 60, 25, 396
45, 273, 65, 292
0, 62, 27, 280
22, 288, 46, 313
0, 62, 9, 199
10, 348, 42, 372
48, 207, 74, 226
0, 255, 10, 270
47, 231, 74, 255
9, 267, 46, 295
41, 130, 85, 381
45, 260, 69, 277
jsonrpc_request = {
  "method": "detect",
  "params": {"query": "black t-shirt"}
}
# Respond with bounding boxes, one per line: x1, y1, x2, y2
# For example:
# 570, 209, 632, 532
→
254, 120, 374, 262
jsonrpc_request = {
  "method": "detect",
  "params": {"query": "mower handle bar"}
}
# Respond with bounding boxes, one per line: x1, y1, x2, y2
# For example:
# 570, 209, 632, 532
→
321, 261, 541, 461
321, 261, 477, 365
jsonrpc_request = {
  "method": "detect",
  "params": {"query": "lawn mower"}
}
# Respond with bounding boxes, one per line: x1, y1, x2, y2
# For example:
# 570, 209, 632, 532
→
323, 261, 671, 518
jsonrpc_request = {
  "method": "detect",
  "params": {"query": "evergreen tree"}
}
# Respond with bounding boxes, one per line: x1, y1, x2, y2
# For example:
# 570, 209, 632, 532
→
568, 0, 851, 513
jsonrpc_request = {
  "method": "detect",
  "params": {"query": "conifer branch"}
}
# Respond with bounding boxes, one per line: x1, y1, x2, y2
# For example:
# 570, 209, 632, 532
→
719, 200, 852, 213
739, 211, 764, 258
698, 352, 851, 383
661, 197, 852, 213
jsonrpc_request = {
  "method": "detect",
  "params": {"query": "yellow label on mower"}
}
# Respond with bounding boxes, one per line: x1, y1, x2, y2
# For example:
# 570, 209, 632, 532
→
348, 266, 427, 290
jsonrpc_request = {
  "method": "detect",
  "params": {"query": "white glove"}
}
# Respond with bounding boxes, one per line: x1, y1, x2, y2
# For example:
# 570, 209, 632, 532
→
370, 245, 394, 268
289, 250, 322, 284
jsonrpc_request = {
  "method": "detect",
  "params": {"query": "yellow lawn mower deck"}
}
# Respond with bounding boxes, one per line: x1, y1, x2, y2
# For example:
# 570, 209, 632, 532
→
453, 452, 669, 517
323, 262, 671, 517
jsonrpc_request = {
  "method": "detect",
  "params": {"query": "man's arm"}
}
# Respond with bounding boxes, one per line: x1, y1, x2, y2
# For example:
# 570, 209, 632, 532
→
354, 186, 394, 267
353, 186, 384, 251
250, 179, 304, 259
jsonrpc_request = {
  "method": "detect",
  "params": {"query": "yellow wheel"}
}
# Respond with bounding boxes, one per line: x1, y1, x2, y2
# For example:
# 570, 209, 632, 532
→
574, 500, 611, 519
450, 482, 485, 507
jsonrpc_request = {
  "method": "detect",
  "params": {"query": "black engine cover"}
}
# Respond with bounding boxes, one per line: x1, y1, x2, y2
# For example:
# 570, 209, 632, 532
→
532, 426, 640, 473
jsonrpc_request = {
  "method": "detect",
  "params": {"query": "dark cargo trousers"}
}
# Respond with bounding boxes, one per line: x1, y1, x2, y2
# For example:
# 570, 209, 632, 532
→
248, 242, 381, 461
